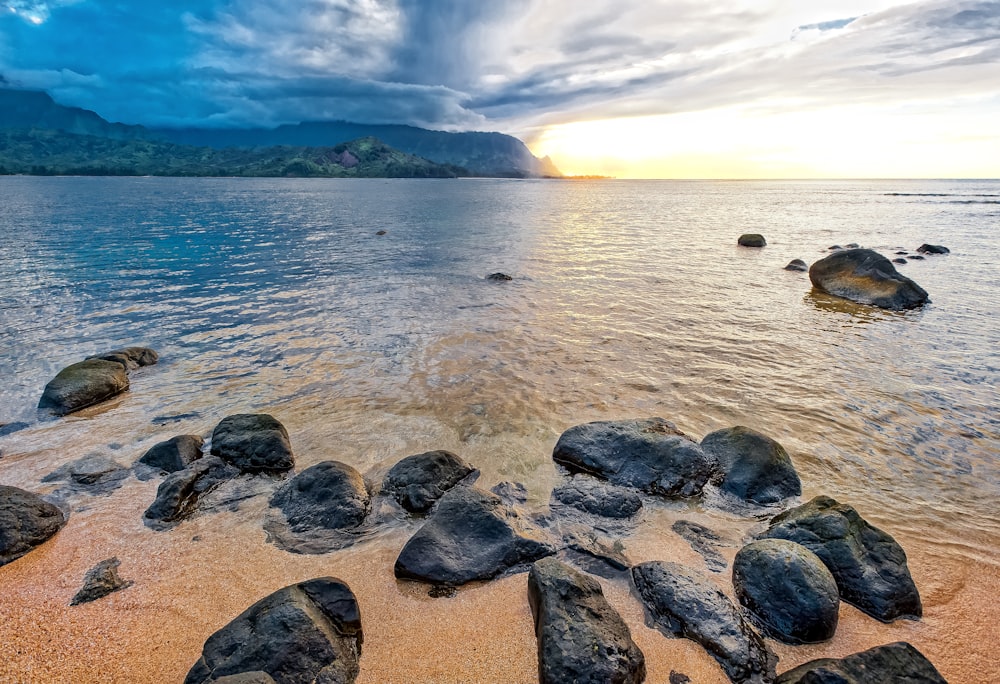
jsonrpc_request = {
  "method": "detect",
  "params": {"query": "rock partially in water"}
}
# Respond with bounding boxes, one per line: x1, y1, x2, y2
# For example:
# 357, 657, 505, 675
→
893, 258, 907, 264
784, 259, 808, 272
491, 480, 528, 506
916, 243, 949, 255
671, 520, 728, 573
38, 358, 129, 416
486, 272, 513, 281
381, 450, 474, 514
70, 557, 133, 605
528, 557, 646, 684
138, 435, 204, 474
632, 561, 775, 684
91, 346, 159, 371
0, 485, 66, 567
776, 641, 946, 683
552, 418, 715, 499
700, 426, 801, 505
0, 421, 30, 437
143, 456, 240, 530
809, 248, 929, 310
42, 454, 131, 496
737, 234, 767, 247
560, 525, 632, 573
552, 477, 643, 519
185, 577, 363, 684
732, 539, 839, 644
760, 495, 922, 622
394, 485, 556, 587
210, 414, 294, 474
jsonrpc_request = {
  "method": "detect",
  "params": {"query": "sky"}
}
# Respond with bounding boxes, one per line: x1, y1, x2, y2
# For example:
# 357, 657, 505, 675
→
2, 0, 999, 178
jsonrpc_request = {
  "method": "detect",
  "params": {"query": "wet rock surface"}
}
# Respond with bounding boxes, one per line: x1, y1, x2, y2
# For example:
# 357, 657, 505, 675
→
528, 557, 646, 684
185, 577, 363, 684
381, 450, 474, 514
700, 426, 800, 505
775, 641, 947, 683
143, 456, 240, 530
0, 484, 66, 567
91, 346, 159, 371
552, 477, 643, 519
809, 248, 929, 310
210, 414, 294, 474
631, 560, 775, 684
486, 272, 513, 281
760, 495, 922, 622
138, 435, 204, 474
784, 259, 808, 272
38, 358, 129, 416
738, 234, 767, 247
71, 557, 133, 605
671, 520, 728, 573
916, 243, 949, 255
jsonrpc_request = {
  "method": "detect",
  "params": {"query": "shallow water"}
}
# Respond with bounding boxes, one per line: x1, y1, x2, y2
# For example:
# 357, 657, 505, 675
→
0, 177, 997, 682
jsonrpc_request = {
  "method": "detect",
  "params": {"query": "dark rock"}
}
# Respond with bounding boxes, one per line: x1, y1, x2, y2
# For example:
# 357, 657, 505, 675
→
809, 248, 929, 310
528, 557, 646, 684
91, 346, 159, 371
143, 456, 240, 530
38, 358, 129, 416
910, 254, 925, 260
42, 454, 130, 495
827, 245, 843, 251
916, 244, 949, 255
185, 577, 363, 684
632, 561, 775, 683
394, 485, 556, 587
152, 412, 201, 425
775, 641, 946, 684
671, 520, 728, 573
893, 258, 907, 264
381, 450, 474, 514
732, 539, 839, 644
375, 230, 387, 236
486, 272, 513, 281
561, 526, 632, 573
0, 421, 30, 436
271, 461, 370, 533
212, 674, 276, 684
70, 557, 133, 605
700, 426, 801, 505
138, 435, 204, 473
669, 673, 691, 684
210, 414, 294, 474
737, 234, 766, 247
845, 243, 859, 249
552, 477, 643, 519
491, 481, 528, 506
552, 418, 716, 499
760, 495, 921, 622
0, 485, 66, 567
895, 251, 909, 255
784, 259, 808, 272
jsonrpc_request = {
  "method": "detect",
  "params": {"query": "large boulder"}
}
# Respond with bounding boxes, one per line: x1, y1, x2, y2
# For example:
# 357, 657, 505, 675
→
70, 557, 133, 605
185, 577, 363, 684
760, 495, 921, 622
210, 414, 294, 474
381, 450, 474, 514
732, 539, 839, 644
776, 641, 946, 683
394, 486, 556, 587
552, 419, 716, 499
0, 485, 66, 567
809, 248, 929, 310
271, 461, 370, 533
143, 456, 239, 530
700, 426, 800, 505
138, 435, 204, 473
552, 477, 644, 519
528, 557, 646, 684
38, 358, 129, 416
631, 561, 775, 684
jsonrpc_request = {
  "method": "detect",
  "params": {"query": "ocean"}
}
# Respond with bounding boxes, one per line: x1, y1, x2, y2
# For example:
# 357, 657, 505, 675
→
0, 176, 997, 682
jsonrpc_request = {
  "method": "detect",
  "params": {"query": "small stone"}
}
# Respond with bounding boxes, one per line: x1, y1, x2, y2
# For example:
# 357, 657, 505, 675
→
71, 557, 133, 605
737, 234, 766, 247
916, 244, 949, 255
486, 272, 513, 281
784, 259, 808, 272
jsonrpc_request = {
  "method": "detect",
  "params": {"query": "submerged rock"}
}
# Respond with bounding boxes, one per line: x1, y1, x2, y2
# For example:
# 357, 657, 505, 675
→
0, 485, 66, 567
92, 346, 159, 371
776, 641, 946, 684
143, 456, 240, 530
528, 557, 646, 684
760, 495, 922, 622
552, 419, 716, 499
381, 450, 474, 514
893, 258, 907, 264
0, 421, 30, 437
552, 477, 643, 519
784, 259, 808, 272
491, 481, 528, 506
916, 244, 949, 255
732, 539, 839, 644
210, 414, 294, 474
671, 520, 728, 573
486, 272, 513, 281
42, 454, 130, 496
809, 248, 929, 310
737, 234, 767, 247
71, 557, 133, 605
185, 577, 363, 684
700, 426, 800, 505
138, 435, 204, 474
394, 485, 555, 587
38, 358, 129, 416
631, 561, 775, 683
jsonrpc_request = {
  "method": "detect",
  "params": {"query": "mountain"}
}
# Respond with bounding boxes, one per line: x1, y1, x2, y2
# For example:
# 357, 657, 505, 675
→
0, 87, 560, 177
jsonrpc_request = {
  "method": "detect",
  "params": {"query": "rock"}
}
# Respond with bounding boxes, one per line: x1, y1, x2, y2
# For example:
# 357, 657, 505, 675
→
760, 495, 921, 622
784, 259, 808, 272
893, 258, 907, 264
42, 454, 131, 496
185, 577, 363, 684
528, 557, 646, 684
916, 244, 949, 255
732, 539, 839, 644
632, 561, 775, 684
381, 450, 474, 514
845, 243, 859, 249
828, 245, 843, 251
552, 477, 643, 519
91, 346, 159, 371
0, 485, 66, 567
737, 234, 766, 247
552, 419, 715, 499
808, 248, 929, 310
394, 485, 556, 587
210, 414, 294, 474
212, 674, 276, 684
486, 272, 513, 281
775, 641, 946, 683
138, 435, 204, 473
669, 673, 691, 684
910, 254, 925, 260
700, 426, 800, 505
38, 358, 129, 415
375, 230, 387, 236
70, 557, 133, 605
490, 481, 528, 506
0, 421, 30, 436
143, 456, 240, 530
560, 525, 632, 573
671, 520, 728, 573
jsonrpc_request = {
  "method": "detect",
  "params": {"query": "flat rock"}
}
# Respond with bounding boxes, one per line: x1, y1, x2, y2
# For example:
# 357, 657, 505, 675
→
528, 557, 646, 684
210, 414, 294, 474
631, 561, 775, 684
916, 244, 949, 255
394, 485, 556, 587
38, 358, 129, 416
185, 577, 363, 684
760, 495, 922, 622
700, 426, 801, 505
143, 456, 240, 530
0, 485, 66, 567
776, 641, 946, 683
42, 454, 130, 496
733, 539, 839, 644
809, 248, 929, 310
784, 259, 808, 272
71, 557, 133, 605
138, 435, 204, 474
552, 477, 643, 519
671, 520, 728, 573
738, 234, 767, 247
552, 418, 716, 499
381, 450, 474, 514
